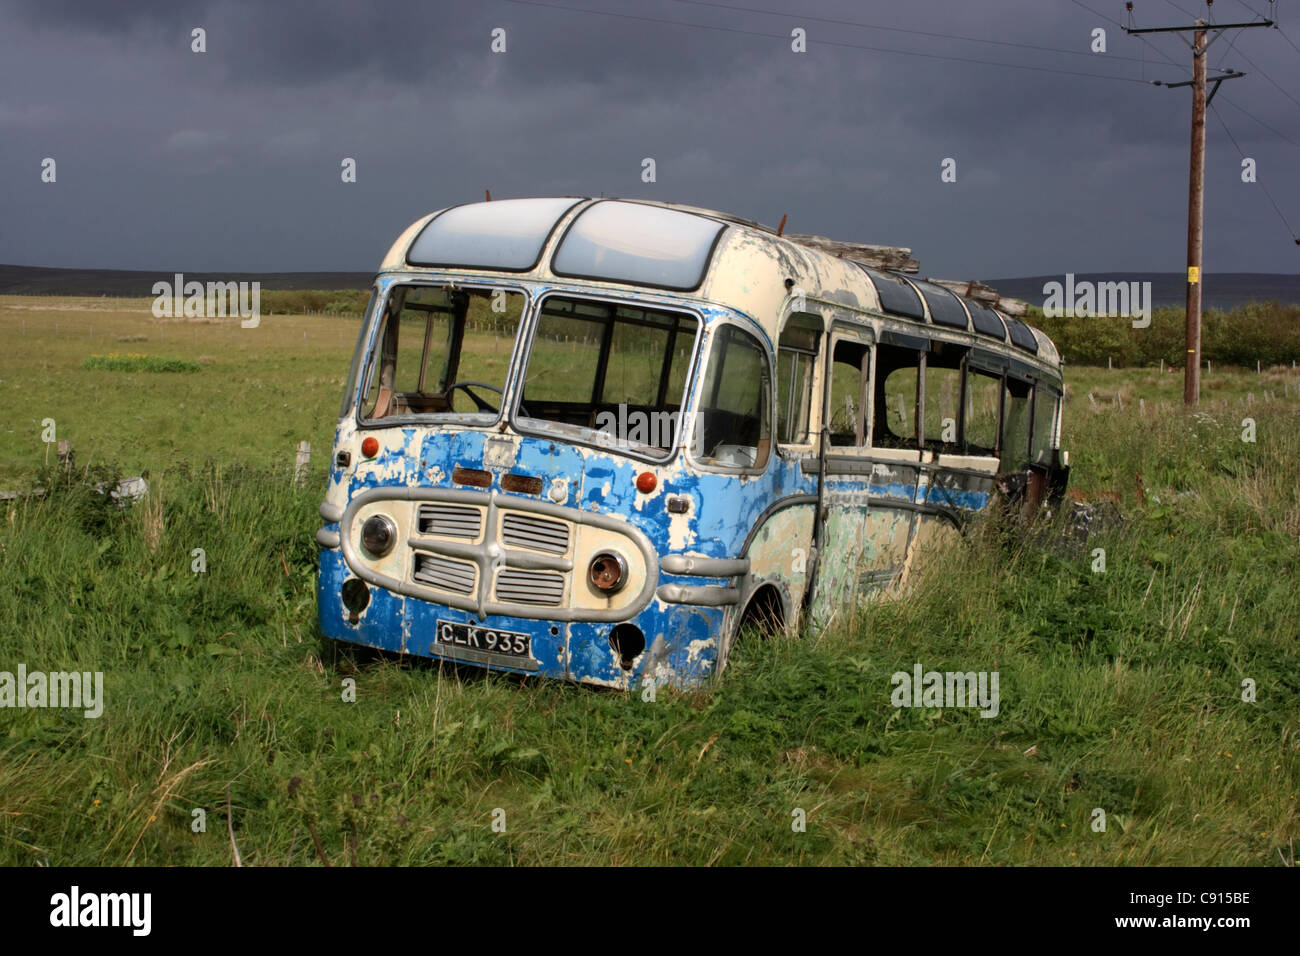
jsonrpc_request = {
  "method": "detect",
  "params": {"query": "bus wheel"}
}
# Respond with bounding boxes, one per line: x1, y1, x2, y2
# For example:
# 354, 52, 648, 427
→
739, 585, 786, 638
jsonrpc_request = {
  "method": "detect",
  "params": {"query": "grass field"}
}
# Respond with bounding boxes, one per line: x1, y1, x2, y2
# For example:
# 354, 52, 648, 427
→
1, 295, 1297, 866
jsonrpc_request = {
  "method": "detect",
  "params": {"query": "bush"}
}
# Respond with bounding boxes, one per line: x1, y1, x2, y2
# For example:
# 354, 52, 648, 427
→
1030, 300, 1300, 368
81, 354, 200, 373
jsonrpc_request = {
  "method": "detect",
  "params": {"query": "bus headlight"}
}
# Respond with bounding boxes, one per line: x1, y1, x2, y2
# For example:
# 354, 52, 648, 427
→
588, 551, 628, 594
360, 514, 397, 557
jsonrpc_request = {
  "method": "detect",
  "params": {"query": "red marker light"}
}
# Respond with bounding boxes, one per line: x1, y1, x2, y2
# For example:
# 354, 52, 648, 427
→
361, 436, 379, 459
636, 471, 657, 494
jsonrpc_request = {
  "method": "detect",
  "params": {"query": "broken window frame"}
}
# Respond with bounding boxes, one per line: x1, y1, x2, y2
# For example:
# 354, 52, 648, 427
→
686, 320, 774, 475
509, 291, 703, 463
354, 282, 530, 428
775, 310, 824, 450
825, 332, 874, 450
341, 287, 379, 418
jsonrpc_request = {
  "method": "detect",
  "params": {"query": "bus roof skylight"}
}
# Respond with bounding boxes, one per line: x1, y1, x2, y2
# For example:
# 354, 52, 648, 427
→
406, 197, 581, 270
551, 201, 725, 291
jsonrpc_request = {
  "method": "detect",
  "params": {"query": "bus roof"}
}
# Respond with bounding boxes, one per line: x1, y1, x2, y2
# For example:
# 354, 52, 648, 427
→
380, 197, 1061, 374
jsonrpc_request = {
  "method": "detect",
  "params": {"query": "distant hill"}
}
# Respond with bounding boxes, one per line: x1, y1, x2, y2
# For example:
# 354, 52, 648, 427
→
983, 273, 1300, 311
0, 264, 371, 297
1, 263, 1296, 310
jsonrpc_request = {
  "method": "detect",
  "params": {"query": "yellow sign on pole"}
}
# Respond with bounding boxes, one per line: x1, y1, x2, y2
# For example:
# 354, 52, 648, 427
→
1188, 266, 1200, 284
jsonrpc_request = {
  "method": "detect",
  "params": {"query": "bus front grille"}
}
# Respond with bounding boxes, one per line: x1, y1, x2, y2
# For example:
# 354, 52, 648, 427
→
412, 553, 477, 594
494, 569, 565, 606
418, 503, 483, 539
501, 513, 569, 554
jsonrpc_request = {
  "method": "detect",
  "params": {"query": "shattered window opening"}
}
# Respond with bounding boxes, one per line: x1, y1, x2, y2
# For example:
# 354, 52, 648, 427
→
827, 339, 871, 447
358, 284, 525, 424
515, 295, 699, 459
690, 324, 772, 470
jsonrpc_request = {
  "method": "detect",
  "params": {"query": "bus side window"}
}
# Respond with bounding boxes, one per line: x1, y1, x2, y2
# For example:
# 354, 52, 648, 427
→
963, 369, 1002, 456
828, 340, 870, 447
1001, 377, 1033, 469
692, 325, 772, 470
873, 346, 920, 449
1032, 387, 1059, 464
776, 310, 822, 447
777, 347, 815, 445
922, 345, 962, 452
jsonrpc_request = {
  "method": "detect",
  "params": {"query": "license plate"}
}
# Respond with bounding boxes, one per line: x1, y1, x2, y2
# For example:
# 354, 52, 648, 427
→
435, 620, 532, 660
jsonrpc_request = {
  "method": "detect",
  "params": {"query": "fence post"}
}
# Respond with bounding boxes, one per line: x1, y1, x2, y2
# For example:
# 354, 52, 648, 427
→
295, 441, 311, 485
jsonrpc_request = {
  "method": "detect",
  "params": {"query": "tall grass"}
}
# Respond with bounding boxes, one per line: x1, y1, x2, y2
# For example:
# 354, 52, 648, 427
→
1, 387, 1296, 865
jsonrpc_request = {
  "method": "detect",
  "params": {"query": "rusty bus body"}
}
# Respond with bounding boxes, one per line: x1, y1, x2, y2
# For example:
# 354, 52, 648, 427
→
316, 197, 1068, 688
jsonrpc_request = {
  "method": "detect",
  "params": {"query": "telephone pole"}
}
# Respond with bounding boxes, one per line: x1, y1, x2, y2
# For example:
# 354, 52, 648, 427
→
1126, 7, 1273, 405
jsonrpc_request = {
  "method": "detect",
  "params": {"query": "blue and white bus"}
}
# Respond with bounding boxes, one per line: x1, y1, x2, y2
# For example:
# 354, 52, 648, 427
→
316, 197, 1068, 688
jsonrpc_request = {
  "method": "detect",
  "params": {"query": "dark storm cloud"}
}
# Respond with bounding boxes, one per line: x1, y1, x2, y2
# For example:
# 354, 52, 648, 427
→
0, 0, 1296, 277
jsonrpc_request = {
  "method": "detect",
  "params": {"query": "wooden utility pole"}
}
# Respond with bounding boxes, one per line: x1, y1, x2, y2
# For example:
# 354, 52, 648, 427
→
1185, 23, 1207, 405
1126, 10, 1273, 405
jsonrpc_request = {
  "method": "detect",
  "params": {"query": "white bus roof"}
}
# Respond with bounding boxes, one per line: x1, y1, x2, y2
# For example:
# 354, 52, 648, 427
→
380, 197, 1061, 372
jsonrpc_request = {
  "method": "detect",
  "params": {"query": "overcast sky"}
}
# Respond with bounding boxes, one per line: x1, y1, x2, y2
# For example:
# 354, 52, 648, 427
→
1, 0, 1297, 279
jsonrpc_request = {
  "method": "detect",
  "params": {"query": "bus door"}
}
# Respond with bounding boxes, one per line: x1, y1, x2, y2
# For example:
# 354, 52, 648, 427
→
910, 341, 997, 576
808, 323, 896, 629
856, 330, 929, 599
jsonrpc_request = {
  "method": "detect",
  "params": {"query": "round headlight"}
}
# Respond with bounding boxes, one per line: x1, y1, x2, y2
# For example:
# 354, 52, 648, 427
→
588, 551, 628, 594
360, 514, 396, 557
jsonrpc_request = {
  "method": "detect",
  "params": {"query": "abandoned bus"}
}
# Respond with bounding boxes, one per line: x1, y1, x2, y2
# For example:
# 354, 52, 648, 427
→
316, 197, 1068, 688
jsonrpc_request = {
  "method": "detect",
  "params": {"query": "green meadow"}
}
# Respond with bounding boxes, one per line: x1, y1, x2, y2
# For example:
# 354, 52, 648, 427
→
0, 295, 1296, 865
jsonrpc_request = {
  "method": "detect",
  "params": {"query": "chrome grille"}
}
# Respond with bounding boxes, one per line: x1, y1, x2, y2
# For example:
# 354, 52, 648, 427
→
412, 553, 476, 594
418, 503, 482, 539
494, 569, 565, 606
501, 513, 569, 554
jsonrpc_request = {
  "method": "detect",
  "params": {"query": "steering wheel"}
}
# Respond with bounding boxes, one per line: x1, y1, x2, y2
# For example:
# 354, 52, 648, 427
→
445, 381, 502, 414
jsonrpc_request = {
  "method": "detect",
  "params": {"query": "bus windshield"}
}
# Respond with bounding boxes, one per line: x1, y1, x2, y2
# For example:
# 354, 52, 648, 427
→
514, 294, 699, 459
358, 284, 525, 424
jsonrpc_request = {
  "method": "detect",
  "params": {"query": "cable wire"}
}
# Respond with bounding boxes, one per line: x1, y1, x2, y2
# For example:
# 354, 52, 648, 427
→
671, 0, 1160, 63
1209, 102, 1299, 240
501, 0, 1180, 84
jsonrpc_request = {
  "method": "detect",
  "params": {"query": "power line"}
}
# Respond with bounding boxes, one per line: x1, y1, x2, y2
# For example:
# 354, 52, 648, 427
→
501, 0, 1180, 84
1216, 42, 1300, 113
1219, 93, 1300, 148
1069, 0, 1127, 28
1209, 102, 1299, 239
1075, 0, 1196, 77
1229, 0, 1271, 19
1159, 0, 1200, 19
671, 0, 1160, 64
1231, 0, 1300, 53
